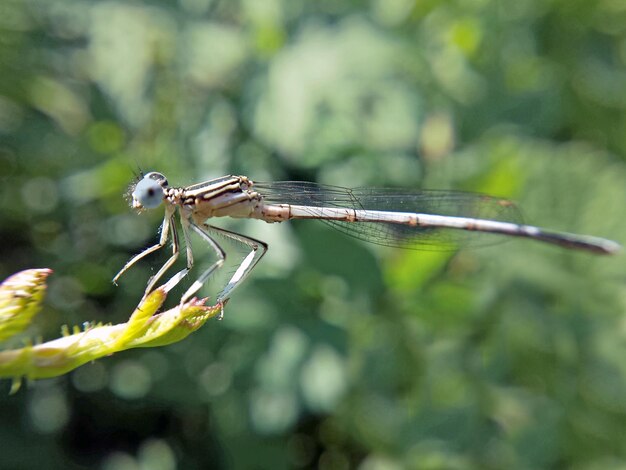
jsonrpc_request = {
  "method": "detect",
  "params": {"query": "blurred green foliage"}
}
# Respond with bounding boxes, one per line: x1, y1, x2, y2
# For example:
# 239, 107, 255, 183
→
1, 0, 626, 468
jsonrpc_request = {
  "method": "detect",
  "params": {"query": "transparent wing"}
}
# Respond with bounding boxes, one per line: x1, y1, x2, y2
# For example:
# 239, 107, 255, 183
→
254, 181, 523, 250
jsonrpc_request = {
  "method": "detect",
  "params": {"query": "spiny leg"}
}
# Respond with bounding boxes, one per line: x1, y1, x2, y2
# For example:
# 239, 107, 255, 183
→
113, 211, 172, 286
143, 213, 182, 297
180, 221, 227, 307
212, 226, 267, 304
180, 224, 267, 312
160, 214, 194, 294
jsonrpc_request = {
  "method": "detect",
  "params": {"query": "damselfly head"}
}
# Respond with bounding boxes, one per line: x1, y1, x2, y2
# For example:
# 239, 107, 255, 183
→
131, 172, 168, 210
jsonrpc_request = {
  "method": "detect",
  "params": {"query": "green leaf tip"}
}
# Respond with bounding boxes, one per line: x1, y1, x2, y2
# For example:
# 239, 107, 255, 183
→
0, 268, 52, 342
0, 270, 223, 385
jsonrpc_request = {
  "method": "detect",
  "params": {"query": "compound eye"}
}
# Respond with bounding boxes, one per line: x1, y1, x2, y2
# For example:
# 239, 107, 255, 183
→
146, 172, 167, 186
133, 176, 164, 209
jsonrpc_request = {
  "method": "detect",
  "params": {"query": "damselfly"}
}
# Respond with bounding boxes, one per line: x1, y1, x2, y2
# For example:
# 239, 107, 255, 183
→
113, 173, 621, 315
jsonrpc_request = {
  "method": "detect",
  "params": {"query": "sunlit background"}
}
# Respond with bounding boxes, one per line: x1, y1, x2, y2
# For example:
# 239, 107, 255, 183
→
2, 0, 626, 468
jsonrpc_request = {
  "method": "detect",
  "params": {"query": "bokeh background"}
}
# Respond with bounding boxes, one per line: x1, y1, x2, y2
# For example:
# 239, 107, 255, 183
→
2, 0, 626, 468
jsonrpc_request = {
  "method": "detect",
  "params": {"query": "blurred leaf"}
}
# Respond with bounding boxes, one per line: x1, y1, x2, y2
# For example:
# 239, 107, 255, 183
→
0, 269, 51, 342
